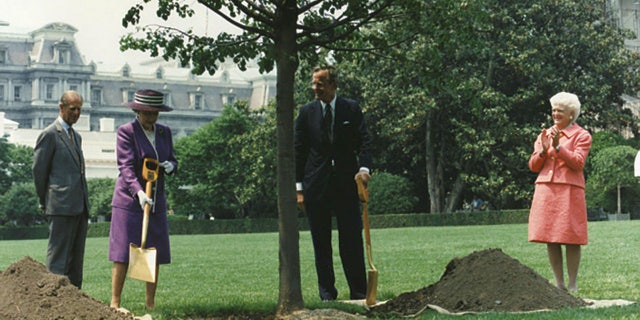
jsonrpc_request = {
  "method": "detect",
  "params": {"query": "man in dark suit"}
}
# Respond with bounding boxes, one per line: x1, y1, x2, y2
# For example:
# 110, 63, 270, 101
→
295, 65, 372, 301
33, 90, 89, 288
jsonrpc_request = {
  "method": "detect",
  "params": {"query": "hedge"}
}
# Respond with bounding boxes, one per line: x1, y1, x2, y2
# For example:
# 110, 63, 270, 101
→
0, 210, 529, 240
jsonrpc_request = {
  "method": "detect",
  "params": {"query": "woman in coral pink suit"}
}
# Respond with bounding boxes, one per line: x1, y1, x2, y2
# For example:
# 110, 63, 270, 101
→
528, 92, 592, 293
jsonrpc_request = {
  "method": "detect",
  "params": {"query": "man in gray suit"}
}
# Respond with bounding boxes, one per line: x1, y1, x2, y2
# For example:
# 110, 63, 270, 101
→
33, 90, 89, 288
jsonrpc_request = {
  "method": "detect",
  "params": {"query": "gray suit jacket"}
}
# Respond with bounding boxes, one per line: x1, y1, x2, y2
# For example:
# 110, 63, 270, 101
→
33, 119, 89, 216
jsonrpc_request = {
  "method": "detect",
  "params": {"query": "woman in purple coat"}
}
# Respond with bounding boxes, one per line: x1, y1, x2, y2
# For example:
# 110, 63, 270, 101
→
109, 89, 177, 310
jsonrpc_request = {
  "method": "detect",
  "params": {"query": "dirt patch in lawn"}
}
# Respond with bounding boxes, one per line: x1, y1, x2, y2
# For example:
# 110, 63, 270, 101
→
369, 248, 587, 317
0, 256, 134, 320
0, 249, 588, 319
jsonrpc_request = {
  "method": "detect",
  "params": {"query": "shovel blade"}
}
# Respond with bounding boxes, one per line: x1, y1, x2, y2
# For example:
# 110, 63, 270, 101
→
365, 269, 378, 306
128, 243, 157, 283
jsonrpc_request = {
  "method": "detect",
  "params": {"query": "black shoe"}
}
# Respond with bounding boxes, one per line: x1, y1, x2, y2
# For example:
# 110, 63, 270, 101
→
350, 293, 366, 300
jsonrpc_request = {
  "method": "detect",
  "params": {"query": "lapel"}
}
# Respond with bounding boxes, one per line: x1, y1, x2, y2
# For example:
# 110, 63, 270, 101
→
134, 119, 156, 150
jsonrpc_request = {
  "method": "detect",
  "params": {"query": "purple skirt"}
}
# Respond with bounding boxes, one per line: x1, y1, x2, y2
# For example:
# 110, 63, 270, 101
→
108, 206, 171, 264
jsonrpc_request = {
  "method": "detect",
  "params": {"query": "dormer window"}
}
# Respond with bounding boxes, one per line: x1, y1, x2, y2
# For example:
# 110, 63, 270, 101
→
122, 65, 130, 77
53, 41, 71, 65
58, 49, 68, 64
156, 67, 163, 79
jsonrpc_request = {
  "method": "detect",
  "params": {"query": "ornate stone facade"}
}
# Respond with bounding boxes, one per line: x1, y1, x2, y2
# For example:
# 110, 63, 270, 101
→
0, 22, 276, 178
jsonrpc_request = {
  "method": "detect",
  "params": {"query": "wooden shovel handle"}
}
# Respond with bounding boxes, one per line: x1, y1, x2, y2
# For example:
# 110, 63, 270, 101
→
356, 175, 369, 203
141, 180, 152, 249
356, 176, 375, 269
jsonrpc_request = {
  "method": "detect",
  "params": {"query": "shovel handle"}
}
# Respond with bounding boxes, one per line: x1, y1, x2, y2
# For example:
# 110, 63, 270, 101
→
140, 158, 158, 249
356, 175, 369, 203
141, 180, 153, 249
356, 176, 375, 269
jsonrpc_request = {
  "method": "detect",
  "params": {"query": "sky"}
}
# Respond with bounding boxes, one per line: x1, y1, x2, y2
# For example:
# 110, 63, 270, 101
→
1, 0, 233, 66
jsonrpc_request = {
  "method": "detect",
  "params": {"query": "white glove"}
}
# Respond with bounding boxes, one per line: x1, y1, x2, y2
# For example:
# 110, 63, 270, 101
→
160, 160, 175, 174
137, 190, 154, 211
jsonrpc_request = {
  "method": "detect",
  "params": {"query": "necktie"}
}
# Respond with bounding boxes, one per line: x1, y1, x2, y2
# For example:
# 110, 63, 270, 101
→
68, 127, 75, 145
68, 127, 80, 160
323, 104, 333, 142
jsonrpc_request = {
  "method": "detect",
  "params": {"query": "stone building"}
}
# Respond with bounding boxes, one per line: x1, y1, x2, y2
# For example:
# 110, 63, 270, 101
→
0, 22, 276, 178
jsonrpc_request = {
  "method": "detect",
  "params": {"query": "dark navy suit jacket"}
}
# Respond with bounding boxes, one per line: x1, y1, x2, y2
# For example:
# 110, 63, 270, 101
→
294, 96, 372, 203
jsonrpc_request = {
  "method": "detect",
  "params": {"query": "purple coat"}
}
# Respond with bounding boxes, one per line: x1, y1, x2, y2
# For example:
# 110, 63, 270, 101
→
109, 119, 177, 264
111, 119, 177, 213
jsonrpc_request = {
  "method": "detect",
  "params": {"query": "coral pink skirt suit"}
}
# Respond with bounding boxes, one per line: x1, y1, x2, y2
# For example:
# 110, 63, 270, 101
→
528, 124, 592, 245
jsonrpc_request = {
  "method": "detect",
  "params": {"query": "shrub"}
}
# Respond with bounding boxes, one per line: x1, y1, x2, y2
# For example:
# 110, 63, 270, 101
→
87, 178, 116, 221
0, 182, 42, 226
368, 172, 418, 214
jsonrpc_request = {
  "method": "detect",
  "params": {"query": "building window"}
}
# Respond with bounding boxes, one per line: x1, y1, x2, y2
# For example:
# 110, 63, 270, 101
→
0, 49, 6, 64
53, 40, 71, 65
91, 88, 102, 106
45, 83, 55, 101
156, 68, 163, 79
221, 94, 236, 106
121, 89, 135, 104
122, 66, 130, 77
191, 93, 203, 110
0, 84, 4, 101
14, 86, 22, 102
69, 84, 78, 92
58, 49, 68, 64
162, 92, 171, 107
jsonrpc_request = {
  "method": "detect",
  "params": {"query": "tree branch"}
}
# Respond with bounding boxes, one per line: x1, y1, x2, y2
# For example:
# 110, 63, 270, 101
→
143, 24, 261, 48
297, 0, 394, 48
297, 0, 325, 14
197, 0, 274, 38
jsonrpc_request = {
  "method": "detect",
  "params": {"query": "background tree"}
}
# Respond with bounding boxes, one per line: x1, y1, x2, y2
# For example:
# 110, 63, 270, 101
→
121, 0, 394, 313
7, 144, 33, 186
0, 136, 13, 194
367, 172, 418, 215
588, 145, 639, 214
234, 103, 278, 218
337, 0, 640, 213
169, 102, 256, 219
87, 178, 116, 221
0, 182, 40, 226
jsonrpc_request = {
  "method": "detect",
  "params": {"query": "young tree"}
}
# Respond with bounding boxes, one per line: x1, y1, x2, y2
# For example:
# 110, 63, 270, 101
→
589, 145, 638, 214
120, 1, 393, 313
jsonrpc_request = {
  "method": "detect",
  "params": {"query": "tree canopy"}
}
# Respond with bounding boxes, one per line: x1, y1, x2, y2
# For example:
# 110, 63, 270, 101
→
335, 0, 640, 213
121, 0, 394, 314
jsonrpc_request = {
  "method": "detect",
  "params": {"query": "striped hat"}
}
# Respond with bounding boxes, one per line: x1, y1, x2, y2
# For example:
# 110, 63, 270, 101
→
124, 89, 173, 112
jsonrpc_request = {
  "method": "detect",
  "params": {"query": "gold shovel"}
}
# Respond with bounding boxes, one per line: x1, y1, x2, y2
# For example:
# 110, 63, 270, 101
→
356, 175, 378, 306
128, 158, 159, 283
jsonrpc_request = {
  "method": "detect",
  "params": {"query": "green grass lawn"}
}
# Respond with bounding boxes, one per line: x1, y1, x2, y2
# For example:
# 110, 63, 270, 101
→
2, 221, 640, 319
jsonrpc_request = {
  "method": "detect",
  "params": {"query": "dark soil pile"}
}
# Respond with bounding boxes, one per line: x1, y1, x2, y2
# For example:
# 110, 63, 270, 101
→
370, 248, 587, 317
0, 256, 134, 320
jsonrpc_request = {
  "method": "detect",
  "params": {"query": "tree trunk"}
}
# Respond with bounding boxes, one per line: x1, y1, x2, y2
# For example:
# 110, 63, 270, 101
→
617, 183, 621, 214
445, 174, 464, 212
275, 1, 304, 316
425, 114, 441, 213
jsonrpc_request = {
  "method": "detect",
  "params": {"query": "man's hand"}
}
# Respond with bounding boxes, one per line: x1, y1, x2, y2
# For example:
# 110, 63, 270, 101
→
354, 170, 371, 187
296, 191, 305, 214
137, 190, 154, 211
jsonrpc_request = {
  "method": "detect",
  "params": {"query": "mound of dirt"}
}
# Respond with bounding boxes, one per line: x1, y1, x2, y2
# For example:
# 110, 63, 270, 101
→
0, 256, 134, 320
370, 248, 587, 317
